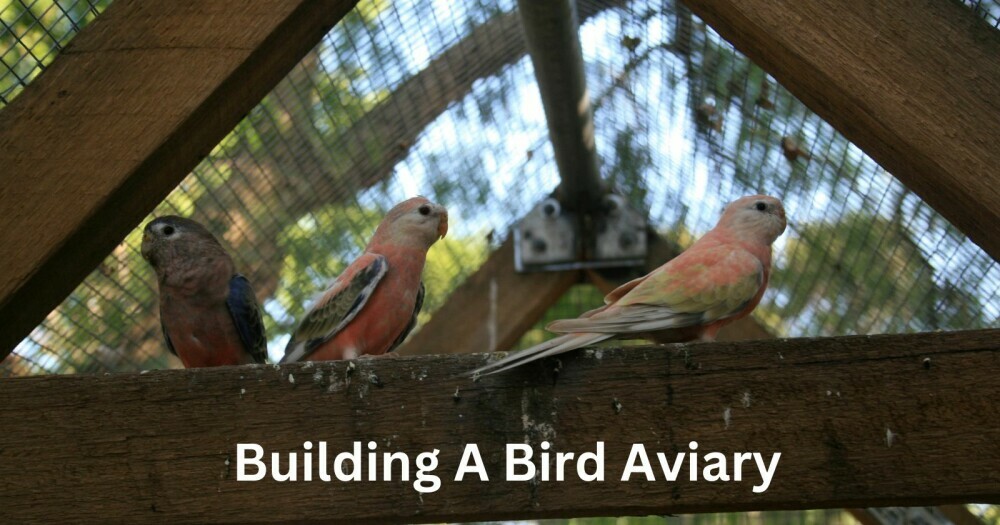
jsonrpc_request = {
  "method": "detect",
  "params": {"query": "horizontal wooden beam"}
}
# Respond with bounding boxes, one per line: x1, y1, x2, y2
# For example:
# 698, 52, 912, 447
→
1, 329, 997, 524
679, 0, 1000, 261
0, 0, 359, 359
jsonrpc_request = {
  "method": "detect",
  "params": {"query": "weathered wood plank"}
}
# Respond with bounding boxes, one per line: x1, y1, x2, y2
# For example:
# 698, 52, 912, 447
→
679, 0, 1000, 261
1, 329, 997, 524
0, 0, 359, 359
397, 237, 580, 355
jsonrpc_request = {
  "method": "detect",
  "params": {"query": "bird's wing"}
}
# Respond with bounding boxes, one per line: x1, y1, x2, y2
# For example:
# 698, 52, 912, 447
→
281, 254, 387, 363
226, 274, 268, 364
386, 281, 424, 353
161, 322, 177, 357
549, 246, 764, 334
602, 274, 646, 304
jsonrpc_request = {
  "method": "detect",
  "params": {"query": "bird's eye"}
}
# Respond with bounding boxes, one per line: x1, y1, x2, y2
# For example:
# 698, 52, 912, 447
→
163, 225, 175, 236
755, 202, 767, 212
418, 205, 431, 216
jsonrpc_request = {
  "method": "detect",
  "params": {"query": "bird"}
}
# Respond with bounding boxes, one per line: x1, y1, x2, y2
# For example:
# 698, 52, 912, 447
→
470, 195, 787, 377
281, 197, 448, 363
141, 216, 267, 367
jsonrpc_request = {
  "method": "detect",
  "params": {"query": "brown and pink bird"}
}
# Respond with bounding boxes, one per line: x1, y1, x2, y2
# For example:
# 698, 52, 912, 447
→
141, 216, 267, 368
281, 197, 448, 363
471, 194, 787, 376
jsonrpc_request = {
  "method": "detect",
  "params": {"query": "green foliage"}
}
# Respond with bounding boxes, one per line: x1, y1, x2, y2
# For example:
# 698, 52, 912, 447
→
767, 212, 986, 335
980, 504, 1000, 525
418, 233, 488, 325
515, 285, 606, 350
607, 126, 654, 210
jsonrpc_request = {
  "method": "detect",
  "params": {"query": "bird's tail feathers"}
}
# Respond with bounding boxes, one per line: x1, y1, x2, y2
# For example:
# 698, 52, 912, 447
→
468, 332, 611, 377
280, 341, 307, 364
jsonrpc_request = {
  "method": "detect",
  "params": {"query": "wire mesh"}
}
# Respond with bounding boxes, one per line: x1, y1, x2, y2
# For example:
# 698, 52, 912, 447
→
958, 0, 1000, 27
1, 0, 998, 377
0, 0, 110, 105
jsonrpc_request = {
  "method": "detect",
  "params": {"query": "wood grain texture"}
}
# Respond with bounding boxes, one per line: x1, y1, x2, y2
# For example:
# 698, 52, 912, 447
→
680, 0, 1000, 261
1, 329, 998, 524
0, 0, 359, 359
398, 238, 580, 355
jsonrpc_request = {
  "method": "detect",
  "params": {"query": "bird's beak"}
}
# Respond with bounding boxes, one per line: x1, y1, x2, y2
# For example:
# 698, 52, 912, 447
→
140, 231, 154, 262
437, 208, 449, 239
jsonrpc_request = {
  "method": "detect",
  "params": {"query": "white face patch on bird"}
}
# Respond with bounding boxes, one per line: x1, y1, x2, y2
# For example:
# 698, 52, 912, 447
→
140, 216, 221, 268
417, 203, 449, 240
376, 197, 449, 247
141, 218, 182, 266
720, 195, 787, 244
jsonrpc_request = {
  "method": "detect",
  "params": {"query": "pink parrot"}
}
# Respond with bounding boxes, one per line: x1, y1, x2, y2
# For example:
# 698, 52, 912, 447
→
141, 216, 267, 367
281, 197, 449, 363
471, 195, 786, 376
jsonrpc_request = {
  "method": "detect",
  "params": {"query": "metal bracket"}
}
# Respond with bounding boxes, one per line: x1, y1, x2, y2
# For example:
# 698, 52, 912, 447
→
514, 194, 647, 273
513, 198, 580, 272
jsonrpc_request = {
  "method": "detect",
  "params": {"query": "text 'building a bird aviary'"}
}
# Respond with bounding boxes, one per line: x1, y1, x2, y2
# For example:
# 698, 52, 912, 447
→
0, 0, 998, 524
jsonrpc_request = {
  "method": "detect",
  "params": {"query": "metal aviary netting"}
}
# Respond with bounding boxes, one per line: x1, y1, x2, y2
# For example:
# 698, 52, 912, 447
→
959, 0, 1000, 27
0, 0, 110, 104
1, 0, 998, 377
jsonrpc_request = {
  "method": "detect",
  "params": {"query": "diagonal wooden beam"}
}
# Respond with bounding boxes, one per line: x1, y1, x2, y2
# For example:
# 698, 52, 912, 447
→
397, 237, 580, 356
679, 0, 1000, 261
0, 0, 359, 360
940, 505, 986, 525
518, 0, 604, 212
1, 329, 997, 523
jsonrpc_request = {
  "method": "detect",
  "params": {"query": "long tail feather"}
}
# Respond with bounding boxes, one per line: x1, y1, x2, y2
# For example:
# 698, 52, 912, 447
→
468, 332, 612, 377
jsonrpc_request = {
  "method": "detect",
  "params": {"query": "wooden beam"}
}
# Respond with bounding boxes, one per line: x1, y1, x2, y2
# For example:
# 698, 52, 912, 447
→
679, 0, 1000, 261
1, 329, 997, 524
849, 505, 985, 525
847, 509, 885, 525
940, 505, 986, 525
397, 237, 580, 355
518, 0, 604, 212
588, 228, 774, 341
0, 0, 359, 360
